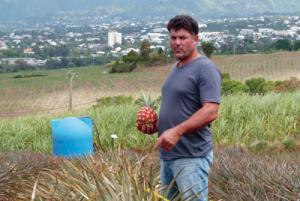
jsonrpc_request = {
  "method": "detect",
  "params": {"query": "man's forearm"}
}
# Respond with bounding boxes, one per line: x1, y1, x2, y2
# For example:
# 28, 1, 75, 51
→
176, 103, 219, 136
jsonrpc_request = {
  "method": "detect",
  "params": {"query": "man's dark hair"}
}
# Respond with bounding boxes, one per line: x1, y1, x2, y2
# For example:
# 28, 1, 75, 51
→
167, 15, 199, 35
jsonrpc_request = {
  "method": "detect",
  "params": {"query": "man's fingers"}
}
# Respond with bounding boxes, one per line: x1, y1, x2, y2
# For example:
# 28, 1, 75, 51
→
156, 138, 172, 151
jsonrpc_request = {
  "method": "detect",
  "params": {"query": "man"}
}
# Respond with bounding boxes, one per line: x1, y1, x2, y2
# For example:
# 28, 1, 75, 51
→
156, 15, 221, 201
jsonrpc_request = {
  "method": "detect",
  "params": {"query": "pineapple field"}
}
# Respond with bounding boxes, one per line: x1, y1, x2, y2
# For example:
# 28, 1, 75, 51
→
1, 51, 300, 200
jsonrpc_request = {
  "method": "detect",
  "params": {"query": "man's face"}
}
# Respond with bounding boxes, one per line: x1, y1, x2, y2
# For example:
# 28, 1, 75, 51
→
170, 28, 198, 61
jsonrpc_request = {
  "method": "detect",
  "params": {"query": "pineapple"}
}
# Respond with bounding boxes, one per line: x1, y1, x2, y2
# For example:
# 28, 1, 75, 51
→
136, 93, 158, 134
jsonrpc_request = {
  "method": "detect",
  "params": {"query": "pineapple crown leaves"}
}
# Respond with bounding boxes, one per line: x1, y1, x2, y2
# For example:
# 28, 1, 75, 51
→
135, 91, 159, 110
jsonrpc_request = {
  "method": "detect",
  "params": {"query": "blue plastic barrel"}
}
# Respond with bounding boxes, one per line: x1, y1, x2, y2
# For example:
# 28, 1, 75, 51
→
51, 116, 93, 157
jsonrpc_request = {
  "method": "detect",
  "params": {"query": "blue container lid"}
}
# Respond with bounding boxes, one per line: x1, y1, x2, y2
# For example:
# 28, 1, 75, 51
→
53, 117, 92, 141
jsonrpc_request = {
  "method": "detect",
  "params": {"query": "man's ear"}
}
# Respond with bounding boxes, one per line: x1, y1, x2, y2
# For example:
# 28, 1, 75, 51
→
194, 34, 199, 45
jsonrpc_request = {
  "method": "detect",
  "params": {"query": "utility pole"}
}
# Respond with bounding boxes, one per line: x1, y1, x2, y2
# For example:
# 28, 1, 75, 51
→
233, 36, 236, 56
66, 71, 76, 112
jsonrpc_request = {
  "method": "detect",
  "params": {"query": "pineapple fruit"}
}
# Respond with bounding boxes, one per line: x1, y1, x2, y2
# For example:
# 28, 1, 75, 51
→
136, 93, 158, 134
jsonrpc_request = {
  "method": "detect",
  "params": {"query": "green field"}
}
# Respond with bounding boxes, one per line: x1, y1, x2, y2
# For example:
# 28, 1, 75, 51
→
1, 51, 300, 116
1, 91, 300, 152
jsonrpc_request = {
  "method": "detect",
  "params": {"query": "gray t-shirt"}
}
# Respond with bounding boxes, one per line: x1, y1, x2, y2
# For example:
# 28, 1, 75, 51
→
158, 56, 221, 160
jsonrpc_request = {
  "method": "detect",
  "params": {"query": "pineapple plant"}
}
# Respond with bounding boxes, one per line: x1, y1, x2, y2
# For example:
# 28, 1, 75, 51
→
136, 93, 158, 134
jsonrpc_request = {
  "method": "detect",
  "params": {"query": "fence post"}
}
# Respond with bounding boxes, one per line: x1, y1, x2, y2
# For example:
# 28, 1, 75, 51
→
66, 71, 76, 112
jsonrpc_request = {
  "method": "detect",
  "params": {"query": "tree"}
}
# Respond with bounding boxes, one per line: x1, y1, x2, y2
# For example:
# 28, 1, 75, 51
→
123, 50, 140, 64
61, 57, 70, 67
140, 40, 150, 61
201, 41, 215, 58
2, 49, 18, 57
275, 39, 291, 51
293, 40, 300, 51
54, 45, 70, 57
157, 47, 164, 55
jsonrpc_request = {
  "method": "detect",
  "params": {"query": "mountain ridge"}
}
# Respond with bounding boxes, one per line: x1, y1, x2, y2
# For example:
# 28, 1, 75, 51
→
1, 0, 300, 22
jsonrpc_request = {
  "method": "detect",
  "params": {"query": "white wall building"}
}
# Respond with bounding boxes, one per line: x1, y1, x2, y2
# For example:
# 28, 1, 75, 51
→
240, 29, 254, 36
108, 31, 122, 47
199, 32, 225, 42
0, 40, 7, 50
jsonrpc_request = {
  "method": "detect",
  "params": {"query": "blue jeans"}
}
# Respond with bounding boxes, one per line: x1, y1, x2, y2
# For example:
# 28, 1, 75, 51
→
160, 151, 213, 201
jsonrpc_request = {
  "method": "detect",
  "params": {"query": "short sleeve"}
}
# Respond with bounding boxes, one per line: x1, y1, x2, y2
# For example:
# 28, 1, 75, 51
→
198, 63, 222, 104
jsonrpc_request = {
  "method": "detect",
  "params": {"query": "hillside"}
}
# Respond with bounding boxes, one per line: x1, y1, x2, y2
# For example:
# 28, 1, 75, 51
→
1, 51, 300, 117
1, 0, 300, 22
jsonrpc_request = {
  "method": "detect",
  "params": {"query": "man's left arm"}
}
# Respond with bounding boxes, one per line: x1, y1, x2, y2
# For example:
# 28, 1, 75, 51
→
155, 102, 219, 151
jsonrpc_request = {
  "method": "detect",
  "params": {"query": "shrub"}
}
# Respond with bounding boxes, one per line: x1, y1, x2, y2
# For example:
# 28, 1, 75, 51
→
245, 77, 267, 95
221, 79, 248, 95
110, 60, 137, 73
148, 51, 167, 66
265, 80, 283, 92
221, 73, 230, 80
249, 140, 268, 152
275, 77, 300, 92
282, 138, 297, 149
122, 50, 140, 64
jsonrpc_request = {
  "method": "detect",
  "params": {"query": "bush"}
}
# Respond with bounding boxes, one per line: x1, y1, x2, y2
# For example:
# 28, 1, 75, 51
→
282, 138, 297, 149
221, 73, 230, 80
249, 140, 268, 152
110, 60, 137, 73
276, 77, 300, 92
265, 80, 283, 92
148, 51, 167, 66
122, 50, 140, 64
221, 79, 248, 95
245, 77, 267, 95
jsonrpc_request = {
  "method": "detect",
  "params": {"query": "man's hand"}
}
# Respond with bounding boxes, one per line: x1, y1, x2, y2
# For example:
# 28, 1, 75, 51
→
155, 127, 182, 151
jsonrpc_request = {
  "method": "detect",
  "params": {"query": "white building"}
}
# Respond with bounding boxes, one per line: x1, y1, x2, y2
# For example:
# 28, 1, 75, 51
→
240, 29, 254, 36
0, 40, 7, 50
258, 28, 274, 35
0, 58, 46, 66
108, 31, 122, 47
272, 30, 289, 38
146, 33, 167, 44
199, 32, 225, 42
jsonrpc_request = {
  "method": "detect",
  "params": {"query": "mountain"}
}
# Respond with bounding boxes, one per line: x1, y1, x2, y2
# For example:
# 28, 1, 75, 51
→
1, 0, 300, 23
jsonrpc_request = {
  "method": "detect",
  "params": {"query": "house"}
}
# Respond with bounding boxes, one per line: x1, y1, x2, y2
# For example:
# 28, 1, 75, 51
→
240, 29, 254, 36
23, 48, 35, 54
0, 40, 7, 50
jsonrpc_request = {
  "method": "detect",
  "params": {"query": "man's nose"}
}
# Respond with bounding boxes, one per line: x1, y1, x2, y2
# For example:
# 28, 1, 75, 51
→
175, 38, 181, 45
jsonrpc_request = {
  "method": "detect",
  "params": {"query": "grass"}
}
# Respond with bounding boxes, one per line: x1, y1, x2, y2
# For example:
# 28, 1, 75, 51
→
0, 91, 300, 152
213, 92, 300, 145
